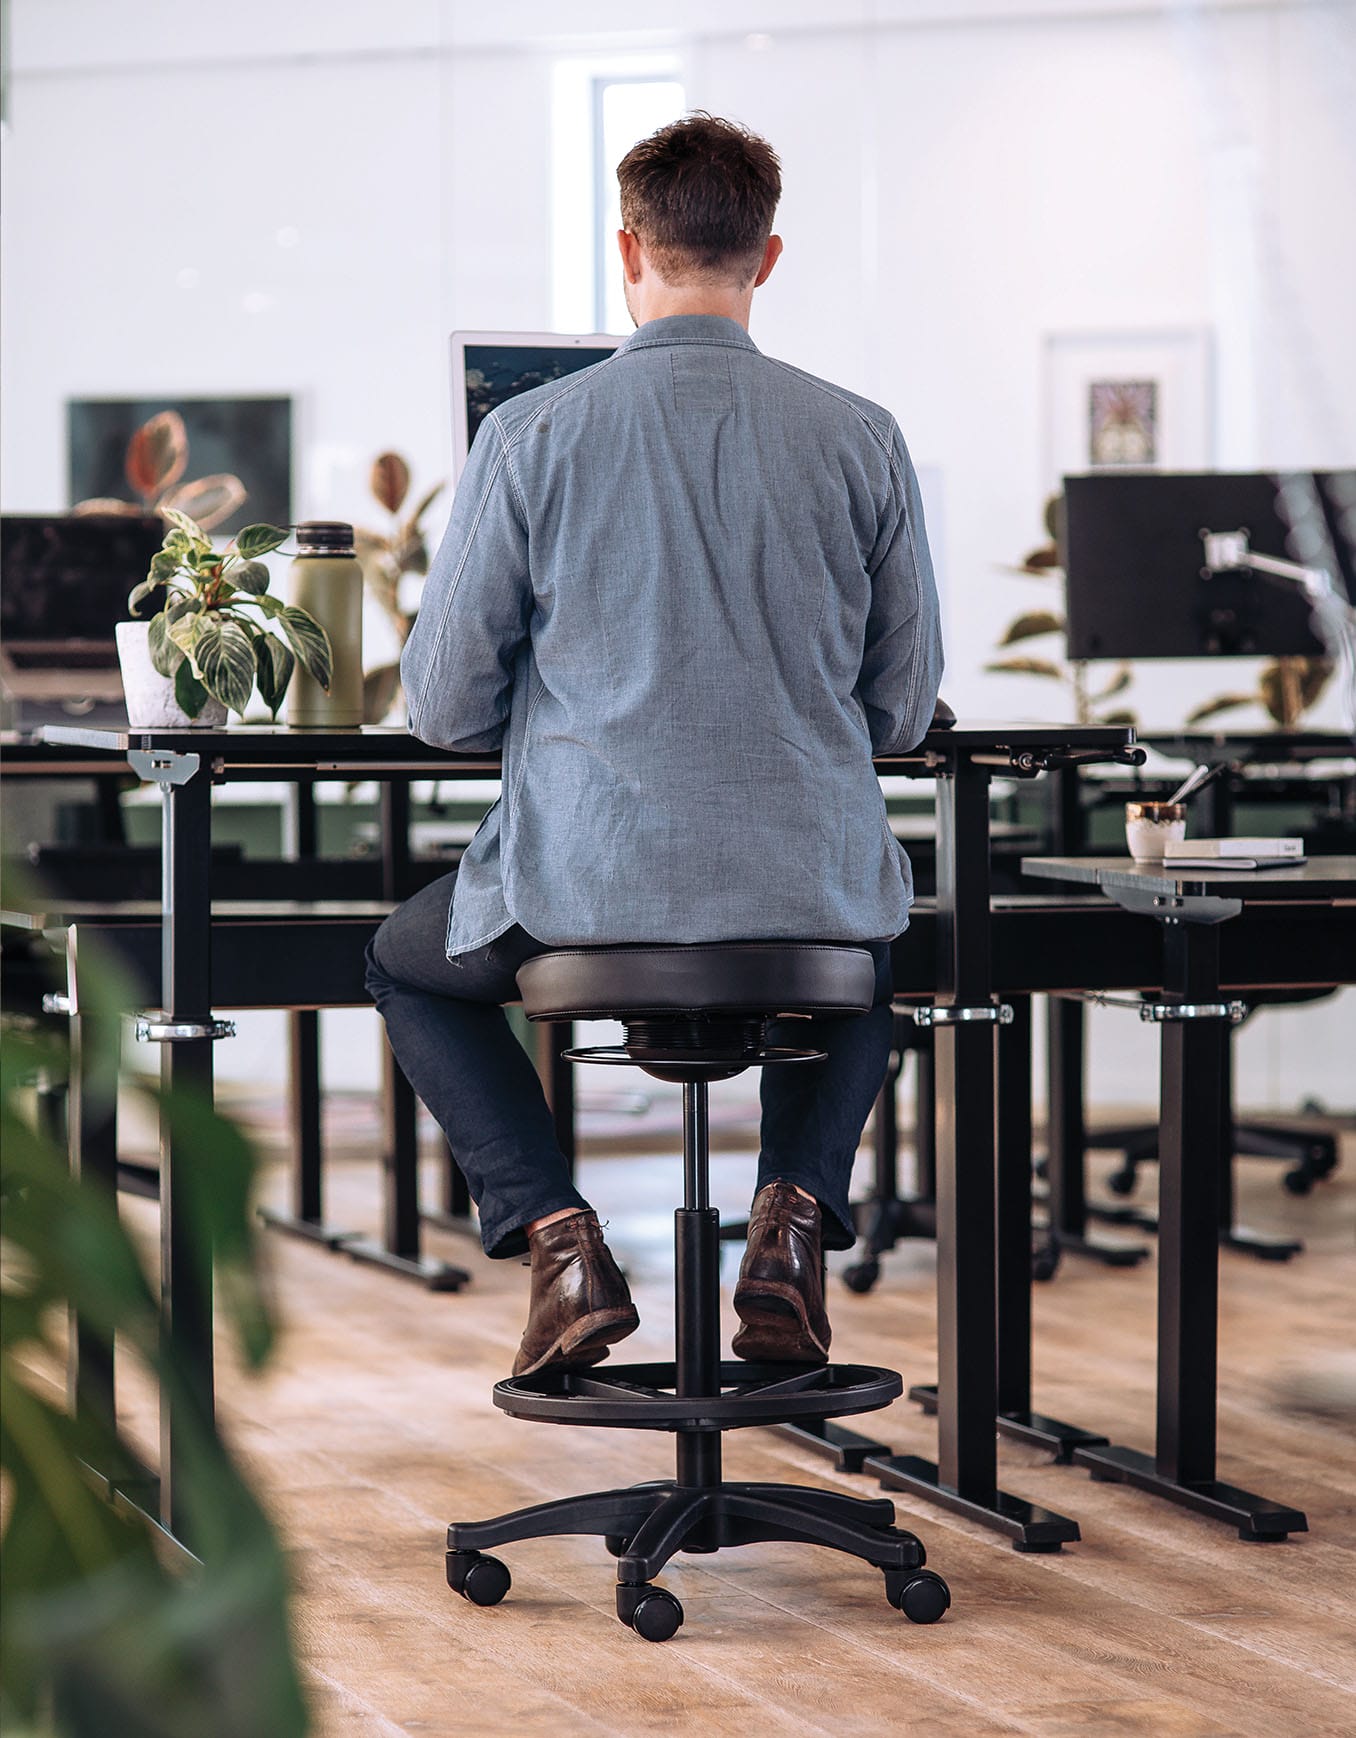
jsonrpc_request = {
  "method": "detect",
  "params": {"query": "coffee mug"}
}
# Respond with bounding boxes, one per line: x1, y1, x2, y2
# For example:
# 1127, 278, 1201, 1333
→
1125, 801, 1186, 862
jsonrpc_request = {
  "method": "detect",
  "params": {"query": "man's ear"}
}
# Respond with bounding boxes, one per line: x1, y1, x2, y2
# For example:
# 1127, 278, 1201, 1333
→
753, 234, 784, 289
618, 229, 645, 284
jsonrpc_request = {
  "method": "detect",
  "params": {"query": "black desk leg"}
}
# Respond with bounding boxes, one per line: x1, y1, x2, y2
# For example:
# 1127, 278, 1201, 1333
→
260, 1009, 355, 1247
1074, 920, 1306, 1540
158, 765, 216, 1549
67, 1011, 118, 1429
992, 997, 1111, 1463
344, 1044, 469, 1290
1217, 1041, 1302, 1262
874, 757, 1079, 1551
1045, 998, 1148, 1268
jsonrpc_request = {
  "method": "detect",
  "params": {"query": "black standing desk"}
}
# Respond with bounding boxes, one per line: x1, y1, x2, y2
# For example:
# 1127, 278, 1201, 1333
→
1020, 854, 1356, 1539
41, 721, 1140, 1555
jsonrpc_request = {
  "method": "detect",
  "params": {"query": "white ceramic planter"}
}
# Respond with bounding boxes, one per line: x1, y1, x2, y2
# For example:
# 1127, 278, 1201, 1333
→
116, 620, 229, 728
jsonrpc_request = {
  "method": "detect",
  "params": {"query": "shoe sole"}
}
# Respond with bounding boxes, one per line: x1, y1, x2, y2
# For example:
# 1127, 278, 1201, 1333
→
731, 1288, 829, 1365
513, 1306, 640, 1380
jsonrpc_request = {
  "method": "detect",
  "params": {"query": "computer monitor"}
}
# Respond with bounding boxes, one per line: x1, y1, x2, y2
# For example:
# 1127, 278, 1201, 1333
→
1062, 472, 1356, 660
1, 513, 164, 668
449, 331, 620, 478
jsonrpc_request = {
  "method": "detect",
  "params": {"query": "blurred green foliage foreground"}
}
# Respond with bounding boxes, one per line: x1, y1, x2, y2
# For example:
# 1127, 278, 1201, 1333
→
1, 922, 308, 1737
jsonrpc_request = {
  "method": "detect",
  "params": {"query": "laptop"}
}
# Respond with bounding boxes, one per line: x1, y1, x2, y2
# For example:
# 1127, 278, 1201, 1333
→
449, 331, 620, 479
1, 513, 164, 720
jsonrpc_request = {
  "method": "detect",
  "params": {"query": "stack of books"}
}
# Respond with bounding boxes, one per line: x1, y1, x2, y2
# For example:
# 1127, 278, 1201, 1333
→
1162, 837, 1306, 871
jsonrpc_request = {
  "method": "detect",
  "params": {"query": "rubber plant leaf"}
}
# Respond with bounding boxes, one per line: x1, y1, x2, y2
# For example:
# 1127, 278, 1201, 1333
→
371, 452, 411, 515
125, 410, 188, 502
984, 656, 1065, 679
162, 474, 248, 533
998, 610, 1064, 647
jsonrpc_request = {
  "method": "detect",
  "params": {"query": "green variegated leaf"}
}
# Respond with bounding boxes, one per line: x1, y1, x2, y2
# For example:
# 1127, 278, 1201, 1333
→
277, 605, 332, 691
235, 523, 290, 560
168, 610, 206, 658
231, 559, 270, 595
150, 549, 181, 585
147, 611, 185, 677
254, 634, 295, 719
174, 658, 210, 719
195, 620, 256, 714
162, 507, 207, 541
127, 578, 163, 617
254, 592, 285, 618
165, 595, 198, 624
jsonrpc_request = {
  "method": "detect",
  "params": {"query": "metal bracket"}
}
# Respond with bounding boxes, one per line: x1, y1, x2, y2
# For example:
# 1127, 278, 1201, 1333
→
907, 1003, 1015, 1028
42, 993, 73, 1015
128, 749, 201, 788
1057, 989, 1249, 1025
134, 1016, 236, 1043
1139, 1000, 1249, 1025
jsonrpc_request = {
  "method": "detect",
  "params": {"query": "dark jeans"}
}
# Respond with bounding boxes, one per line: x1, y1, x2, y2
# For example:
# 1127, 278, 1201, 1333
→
364, 872, 894, 1260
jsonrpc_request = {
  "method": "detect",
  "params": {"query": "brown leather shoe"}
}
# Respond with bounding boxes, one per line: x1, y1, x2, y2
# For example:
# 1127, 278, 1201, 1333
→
731, 1181, 831, 1364
512, 1210, 640, 1378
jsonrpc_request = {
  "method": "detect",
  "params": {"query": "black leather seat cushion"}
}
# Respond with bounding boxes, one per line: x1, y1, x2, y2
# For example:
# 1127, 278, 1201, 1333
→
517, 943, 876, 1022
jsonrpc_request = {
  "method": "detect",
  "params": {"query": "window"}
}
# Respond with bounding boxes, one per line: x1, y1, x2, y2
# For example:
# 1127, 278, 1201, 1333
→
592, 76, 685, 334
551, 58, 684, 335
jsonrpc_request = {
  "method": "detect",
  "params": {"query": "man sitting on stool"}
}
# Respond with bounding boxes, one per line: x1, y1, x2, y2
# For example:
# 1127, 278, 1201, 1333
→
367, 113, 943, 1377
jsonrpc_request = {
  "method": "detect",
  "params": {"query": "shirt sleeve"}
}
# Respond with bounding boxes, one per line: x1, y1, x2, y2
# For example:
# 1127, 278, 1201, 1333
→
401, 414, 530, 752
858, 421, 944, 755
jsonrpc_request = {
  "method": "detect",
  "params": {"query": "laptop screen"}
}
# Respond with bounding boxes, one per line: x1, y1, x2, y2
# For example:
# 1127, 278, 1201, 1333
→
449, 332, 619, 478
1, 514, 164, 662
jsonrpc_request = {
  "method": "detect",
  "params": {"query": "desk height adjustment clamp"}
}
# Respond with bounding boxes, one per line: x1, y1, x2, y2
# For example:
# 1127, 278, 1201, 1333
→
1062, 990, 1248, 1025
907, 1003, 1014, 1028
134, 1016, 236, 1044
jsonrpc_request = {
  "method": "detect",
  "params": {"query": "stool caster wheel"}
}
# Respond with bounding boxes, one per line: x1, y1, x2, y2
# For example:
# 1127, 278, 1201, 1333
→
604, 1534, 628, 1558
888, 1569, 950, 1624
617, 1583, 683, 1642
1107, 1166, 1137, 1196
446, 1549, 511, 1607
842, 1258, 880, 1294
1282, 1167, 1314, 1197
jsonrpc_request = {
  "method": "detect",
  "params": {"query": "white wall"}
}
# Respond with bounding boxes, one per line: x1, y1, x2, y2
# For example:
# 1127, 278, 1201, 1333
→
4, 0, 1353, 1106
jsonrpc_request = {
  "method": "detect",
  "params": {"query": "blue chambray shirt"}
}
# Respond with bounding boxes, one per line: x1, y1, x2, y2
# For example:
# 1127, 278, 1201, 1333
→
403, 314, 943, 958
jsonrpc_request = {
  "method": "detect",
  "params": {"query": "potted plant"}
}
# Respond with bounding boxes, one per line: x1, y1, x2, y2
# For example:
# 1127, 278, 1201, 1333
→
117, 511, 333, 727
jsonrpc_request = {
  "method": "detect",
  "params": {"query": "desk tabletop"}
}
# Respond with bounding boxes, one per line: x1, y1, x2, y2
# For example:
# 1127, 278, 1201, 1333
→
39, 719, 1135, 770
1023, 854, 1356, 902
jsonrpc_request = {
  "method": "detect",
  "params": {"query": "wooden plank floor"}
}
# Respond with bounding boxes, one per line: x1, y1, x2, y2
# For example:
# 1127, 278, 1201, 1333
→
117, 1104, 1356, 1735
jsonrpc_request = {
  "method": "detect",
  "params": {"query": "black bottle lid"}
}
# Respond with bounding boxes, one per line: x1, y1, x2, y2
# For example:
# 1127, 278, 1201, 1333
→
295, 520, 355, 555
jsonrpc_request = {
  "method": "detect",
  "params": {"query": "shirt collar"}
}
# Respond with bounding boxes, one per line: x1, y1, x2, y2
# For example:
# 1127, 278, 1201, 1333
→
619, 314, 760, 354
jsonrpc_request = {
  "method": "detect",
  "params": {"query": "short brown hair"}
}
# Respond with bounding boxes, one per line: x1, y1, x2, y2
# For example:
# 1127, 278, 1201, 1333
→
617, 112, 781, 286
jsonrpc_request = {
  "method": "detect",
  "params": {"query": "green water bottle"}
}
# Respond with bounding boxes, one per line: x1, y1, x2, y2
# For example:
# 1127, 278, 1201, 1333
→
286, 520, 363, 727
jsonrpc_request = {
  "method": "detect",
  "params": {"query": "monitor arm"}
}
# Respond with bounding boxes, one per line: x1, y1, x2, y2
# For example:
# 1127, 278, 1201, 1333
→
1200, 527, 1356, 739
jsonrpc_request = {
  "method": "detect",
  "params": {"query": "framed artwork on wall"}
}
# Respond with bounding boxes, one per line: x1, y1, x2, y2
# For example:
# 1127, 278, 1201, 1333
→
1042, 329, 1213, 490
68, 396, 293, 535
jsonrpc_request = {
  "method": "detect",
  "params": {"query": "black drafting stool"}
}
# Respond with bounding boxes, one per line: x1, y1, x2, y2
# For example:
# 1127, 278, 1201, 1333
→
446, 942, 951, 1642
